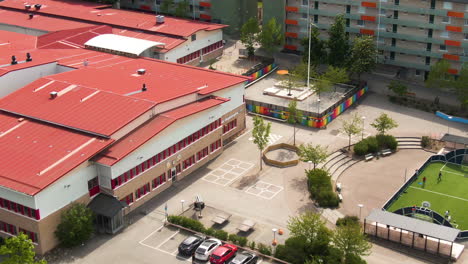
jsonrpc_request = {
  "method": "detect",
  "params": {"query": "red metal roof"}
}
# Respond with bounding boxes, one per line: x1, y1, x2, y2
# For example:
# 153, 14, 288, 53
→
0, 78, 156, 137
0, 0, 227, 37
0, 113, 113, 195
94, 97, 228, 166
37, 25, 112, 49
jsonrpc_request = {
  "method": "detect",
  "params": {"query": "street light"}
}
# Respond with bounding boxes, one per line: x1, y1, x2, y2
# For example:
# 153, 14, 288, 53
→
361, 116, 366, 140
358, 204, 364, 220
317, 98, 321, 114
447, 116, 453, 134
308, 160, 312, 170
272, 228, 278, 246
181, 199, 185, 213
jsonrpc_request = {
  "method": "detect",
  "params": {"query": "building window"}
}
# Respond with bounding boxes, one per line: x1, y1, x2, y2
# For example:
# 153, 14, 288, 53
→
465, 19, 468, 26
223, 119, 237, 134
440, 31, 449, 38
120, 193, 134, 206
358, 6, 366, 13
440, 44, 447, 51
0, 198, 39, 220
443, 1, 452, 9
302, 0, 308, 6
182, 155, 196, 170
191, 34, 196, 41
135, 183, 150, 200
88, 177, 100, 197
18, 228, 38, 243
196, 147, 209, 161
415, 70, 421, 76
302, 13, 307, 19
442, 16, 450, 23
357, 20, 365, 27
0, 221, 17, 235
210, 139, 222, 152
464, 33, 468, 40
379, 9, 386, 16
152, 173, 166, 189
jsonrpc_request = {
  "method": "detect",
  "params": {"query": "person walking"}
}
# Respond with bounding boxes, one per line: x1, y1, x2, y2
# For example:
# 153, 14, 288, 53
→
422, 176, 426, 188
438, 171, 442, 183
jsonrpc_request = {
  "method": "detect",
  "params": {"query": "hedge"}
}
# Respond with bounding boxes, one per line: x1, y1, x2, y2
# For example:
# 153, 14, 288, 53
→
354, 135, 398, 156
421, 136, 431, 148
257, 243, 272, 256
307, 169, 339, 208
167, 215, 205, 233
353, 141, 368, 156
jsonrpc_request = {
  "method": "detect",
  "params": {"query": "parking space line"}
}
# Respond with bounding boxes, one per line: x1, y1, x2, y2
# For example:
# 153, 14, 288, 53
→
139, 224, 164, 244
157, 229, 180, 248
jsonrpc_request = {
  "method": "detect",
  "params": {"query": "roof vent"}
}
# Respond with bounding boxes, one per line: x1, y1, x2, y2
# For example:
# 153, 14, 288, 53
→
137, 68, 146, 75
24, 4, 31, 9
11, 55, 17, 65
142, 83, 147, 92
18, 118, 24, 122
34, 4, 42, 10
28, 13, 34, 19
26, 53, 32, 62
50, 91, 58, 99
156, 15, 165, 24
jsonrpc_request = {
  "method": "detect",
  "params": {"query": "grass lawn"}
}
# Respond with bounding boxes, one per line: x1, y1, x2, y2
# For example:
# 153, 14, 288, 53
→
387, 162, 468, 230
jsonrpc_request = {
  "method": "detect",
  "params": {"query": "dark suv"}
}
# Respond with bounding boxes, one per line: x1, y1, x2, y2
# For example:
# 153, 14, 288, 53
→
178, 235, 205, 256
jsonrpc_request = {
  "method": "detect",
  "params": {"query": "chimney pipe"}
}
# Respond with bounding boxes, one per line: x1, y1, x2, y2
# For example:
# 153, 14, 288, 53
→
26, 53, 32, 62
29, 13, 34, 19
25, 4, 31, 9
34, 4, 42, 10
50, 91, 58, 99
11, 55, 17, 65
142, 84, 147, 91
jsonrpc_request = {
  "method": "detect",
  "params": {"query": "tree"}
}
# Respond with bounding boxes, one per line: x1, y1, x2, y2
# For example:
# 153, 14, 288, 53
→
159, 0, 173, 14
174, 0, 189, 18
55, 203, 94, 248
298, 144, 328, 169
425, 60, 454, 90
387, 80, 408, 96
0, 233, 46, 264
259, 17, 283, 55
332, 224, 372, 264
287, 211, 331, 248
452, 63, 468, 108
371, 113, 398, 135
301, 27, 327, 66
252, 116, 271, 170
287, 100, 303, 146
240, 17, 260, 57
328, 14, 350, 67
321, 66, 349, 85
341, 113, 363, 150
292, 62, 317, 86
349, 36, 377, 80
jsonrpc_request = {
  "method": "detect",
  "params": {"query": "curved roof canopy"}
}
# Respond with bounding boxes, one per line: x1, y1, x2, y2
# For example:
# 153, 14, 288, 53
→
85, 34, 165, 56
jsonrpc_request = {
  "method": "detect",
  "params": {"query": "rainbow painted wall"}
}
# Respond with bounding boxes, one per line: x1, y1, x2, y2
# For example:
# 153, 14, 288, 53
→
245, 63, 277, 84
246, 86, 369, 128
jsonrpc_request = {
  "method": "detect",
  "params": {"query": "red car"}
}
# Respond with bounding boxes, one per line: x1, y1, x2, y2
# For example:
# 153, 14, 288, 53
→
209, 244, 238, 264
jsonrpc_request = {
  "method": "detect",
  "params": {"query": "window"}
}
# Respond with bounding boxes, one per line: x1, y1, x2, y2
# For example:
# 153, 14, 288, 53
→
223, 119, 237, 134
379, 23, 386, 30
379, 9, 386, 16
152, 173, 166, 189
191, 34, 196, 41
443, 1, 452, 9
465, 19, 468, 26
442, 16, 450, 23
135, 183, 150, 200
302, 13, 307, 19
18, 228, 38, 243
88, 177, 100, 197
210, 139, 222, 152
120, 193, 134, 206
0, 198, 39, 220
415, 70, 421, 76
199, 6, 205, 11
357, 20, 365, 27
440, 31, 449, 38
358, 6, 366, 13
0, 221, 17, 235
440, 44, 447, 51
302, 0, 308, 6
465, 33, 468, 40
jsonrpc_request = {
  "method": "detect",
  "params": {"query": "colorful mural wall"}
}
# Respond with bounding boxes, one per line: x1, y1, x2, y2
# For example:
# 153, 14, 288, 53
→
245, 62, 277, 85
246, 86, 369, 128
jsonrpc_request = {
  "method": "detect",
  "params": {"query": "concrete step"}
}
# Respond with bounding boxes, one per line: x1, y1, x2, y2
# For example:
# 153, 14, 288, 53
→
325, 154, 349, 172
333, 160, 361, 181
321, 151, 345, 169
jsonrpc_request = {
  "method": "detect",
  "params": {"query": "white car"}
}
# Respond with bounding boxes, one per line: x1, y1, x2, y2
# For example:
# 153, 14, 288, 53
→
194, 238, 222, 261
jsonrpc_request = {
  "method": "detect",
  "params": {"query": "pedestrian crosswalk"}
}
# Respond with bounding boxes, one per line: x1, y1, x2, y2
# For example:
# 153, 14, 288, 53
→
249, 133, 283, 146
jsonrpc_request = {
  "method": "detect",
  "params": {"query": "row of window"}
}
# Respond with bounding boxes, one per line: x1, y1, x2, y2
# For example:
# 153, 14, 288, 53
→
177, 50, 201, 64
0, 221, 17, 235
19, 228, 39, 243
112, 118, 222, 189
196, 147, 209, 161
210, 139, 222, 152
223, 119, 237, 134
0, 198, 40, 220
202, 40, 223, 55
121, 173, 168, 205
135, 183, 151, 200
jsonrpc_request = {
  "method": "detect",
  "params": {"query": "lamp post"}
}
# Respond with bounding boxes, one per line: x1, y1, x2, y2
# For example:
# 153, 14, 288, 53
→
308, 160, 312, 170
307, 23, 318, 90
317, 98, 321, 114
361, 116, 366, 140
447, 116, 453, 134
358, 204, 364, 220
272, 228, 278, 246
181, 199, 185, 213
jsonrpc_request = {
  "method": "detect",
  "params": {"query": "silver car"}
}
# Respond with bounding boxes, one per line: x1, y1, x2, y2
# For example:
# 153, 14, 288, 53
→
194, 238, 222, 261
228, 251, 258, 264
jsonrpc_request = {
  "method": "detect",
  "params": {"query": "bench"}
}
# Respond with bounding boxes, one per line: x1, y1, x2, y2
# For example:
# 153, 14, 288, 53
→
381, 149, 392, 156
237, 219, 256, 232
365, 154, 374, 161
336, 182, 342, 193
212, 213, 232, 225
338, 193, 343, 202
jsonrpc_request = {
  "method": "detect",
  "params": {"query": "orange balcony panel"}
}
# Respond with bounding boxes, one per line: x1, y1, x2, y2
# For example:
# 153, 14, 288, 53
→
200, 14, 211, 20
361, 2, 377, 8
285, 19, 298, 25
286, 32, 298, 38
447, 68, 458, 74
447, 11, 464, 18
286, 6, 299, 12
446, 25, 462, 32
361, 15, 376, 22
140, 4, 151, 10
284, 44, 297, 50
199, 1, 211, 7
445, 40, 461, 47
360, 29, 375, 35
443, 54, 460, 61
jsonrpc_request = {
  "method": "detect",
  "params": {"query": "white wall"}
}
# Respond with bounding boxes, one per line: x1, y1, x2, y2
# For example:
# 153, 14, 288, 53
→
163, 30, 223, 62
210, 83, 245, 112
154, 93, 198, 114
0, 63, 75, 98
0, 186, 36, 209
35, 163, 97, 219
96, 164, 112, 189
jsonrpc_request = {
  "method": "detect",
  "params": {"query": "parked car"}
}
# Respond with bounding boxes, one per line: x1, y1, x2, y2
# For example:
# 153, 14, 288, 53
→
194, 238, 222, 261
227, 250, 258, 264
178, 235, 205, 256
209, 244, 238, 264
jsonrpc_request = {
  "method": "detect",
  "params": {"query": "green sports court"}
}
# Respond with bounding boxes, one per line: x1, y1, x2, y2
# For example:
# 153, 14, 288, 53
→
387, 161, 468, 229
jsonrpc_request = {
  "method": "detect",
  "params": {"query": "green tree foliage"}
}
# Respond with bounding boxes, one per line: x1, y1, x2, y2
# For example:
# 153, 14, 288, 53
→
275, 236, 317, 264
349, 36, 377, 80
55, 203, 94, 248
0, 233, 46, 264
287, 211, 332, 254
307, 169, 339, 207
159, 0, 173, 14
287, 100, 303, 145
328, 14, 350, 67
341, 113, 363, 150
387, 80, 408, 96
292, 62, 317, 85
371, 113, 398, 135
240, 17, 260, 57
259, 17, 283, 55
453, 63, 468, 107
313, 66, 349, 96
301, 27, 327, 66
174, 0, 189, 18
425, 60, 453, 90
252, 116, 271, 170
298, 144, 328, 169
336, 216, 360, 227
332, 224, 372, 264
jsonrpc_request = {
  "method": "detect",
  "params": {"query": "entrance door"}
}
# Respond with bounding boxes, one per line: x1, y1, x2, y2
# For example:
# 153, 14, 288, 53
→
171, 167, 177, 181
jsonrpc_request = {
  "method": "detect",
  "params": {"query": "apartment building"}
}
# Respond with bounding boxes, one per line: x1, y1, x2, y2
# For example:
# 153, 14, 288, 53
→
264, 0, 468, 80
0, 28, 248, 254
119, 0, 257, 35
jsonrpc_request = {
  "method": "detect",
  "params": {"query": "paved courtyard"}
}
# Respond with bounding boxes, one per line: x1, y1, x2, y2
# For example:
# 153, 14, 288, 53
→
46, 81, 467, 264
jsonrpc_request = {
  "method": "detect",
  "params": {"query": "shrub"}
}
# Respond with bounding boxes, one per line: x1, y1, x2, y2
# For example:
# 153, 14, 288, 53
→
213, 229, 228, 241
307, 169, 338, 208
317, 190, 340, 208
55, 203, 94, 248
167, 215, 205, 233
237, 236, 248, 247
353, 141, 368, 156
204, 227, 216, 237
228, 234, 237, 243
364, 136, 378, 153
257, 243, 272, 256
421, 136, 431, 148
336, 215, 360, 227
376, 134, 398, 150
248, 240, 256, 250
